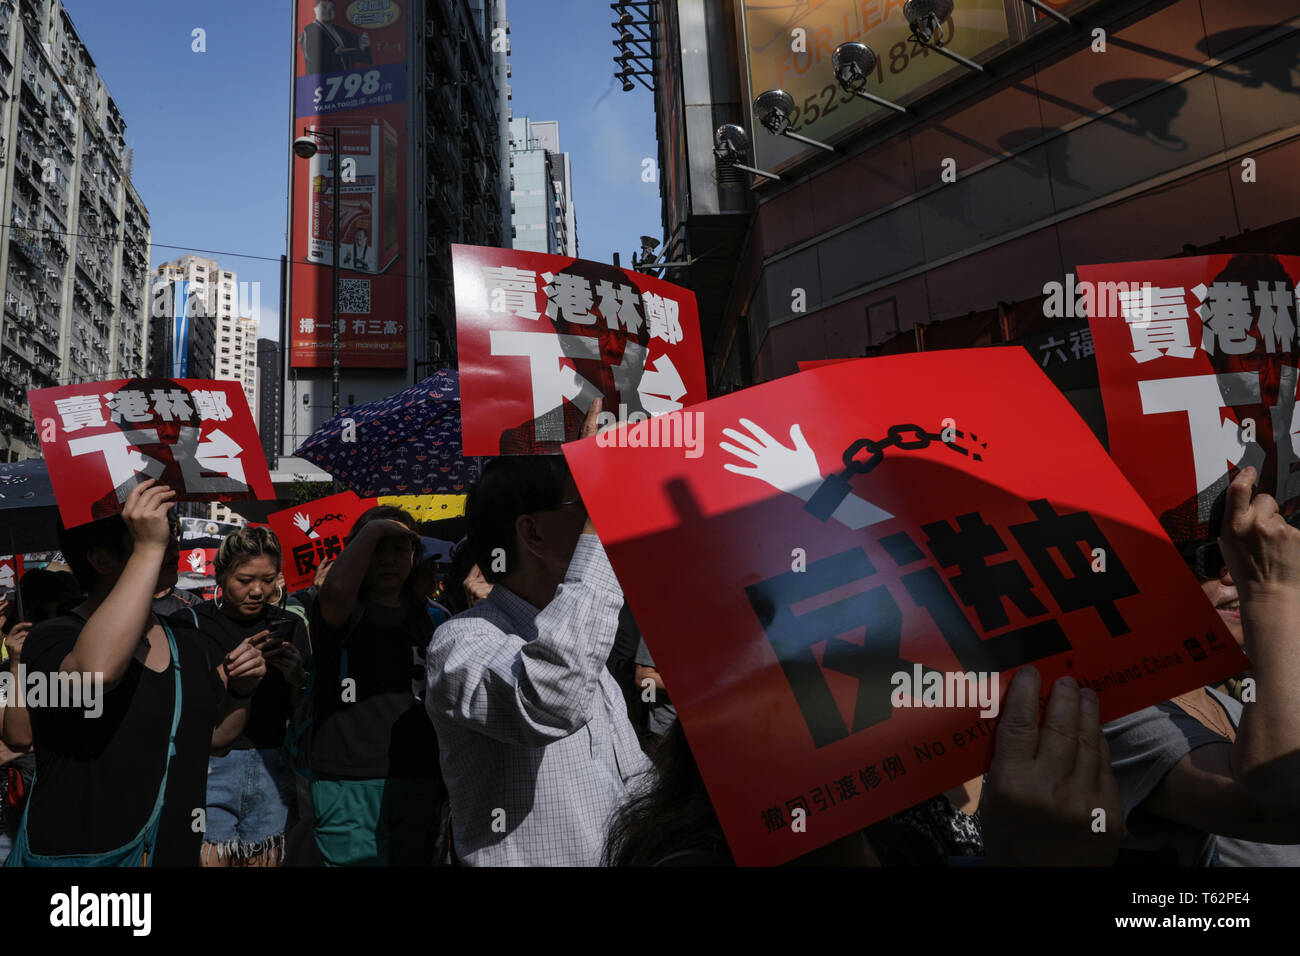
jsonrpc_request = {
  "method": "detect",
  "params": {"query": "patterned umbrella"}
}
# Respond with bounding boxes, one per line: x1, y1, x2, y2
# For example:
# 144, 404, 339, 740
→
294, 369, 482, 496
0, 459, 61, 552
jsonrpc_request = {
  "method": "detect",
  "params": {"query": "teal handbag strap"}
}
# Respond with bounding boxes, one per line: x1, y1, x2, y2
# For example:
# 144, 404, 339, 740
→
8, 618, 183, 867
145, 620, 185, 838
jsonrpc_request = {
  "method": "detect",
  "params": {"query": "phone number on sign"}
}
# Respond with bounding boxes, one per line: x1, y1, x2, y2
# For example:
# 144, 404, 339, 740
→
782, 17, 956, 134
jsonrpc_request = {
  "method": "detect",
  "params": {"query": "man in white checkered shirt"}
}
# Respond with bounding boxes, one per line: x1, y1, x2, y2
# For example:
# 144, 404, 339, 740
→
425, 407, 652, 865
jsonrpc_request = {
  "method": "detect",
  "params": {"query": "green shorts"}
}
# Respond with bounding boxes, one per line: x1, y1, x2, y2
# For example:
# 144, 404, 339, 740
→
310, 776, 441, 867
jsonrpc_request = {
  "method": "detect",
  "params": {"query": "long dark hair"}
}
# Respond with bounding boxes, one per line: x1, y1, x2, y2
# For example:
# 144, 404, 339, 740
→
601, 720, 731, 867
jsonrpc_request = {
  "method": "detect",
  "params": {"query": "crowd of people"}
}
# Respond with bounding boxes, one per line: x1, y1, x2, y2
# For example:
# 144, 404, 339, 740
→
1, 401, 1298, 867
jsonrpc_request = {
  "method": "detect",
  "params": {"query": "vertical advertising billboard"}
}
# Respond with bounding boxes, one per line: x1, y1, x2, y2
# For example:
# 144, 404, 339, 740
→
289, 0, 408, 370
170, 279, 191, 378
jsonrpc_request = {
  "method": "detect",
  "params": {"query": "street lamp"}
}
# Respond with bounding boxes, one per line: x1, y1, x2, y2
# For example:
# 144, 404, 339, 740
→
292, 128, 343, 418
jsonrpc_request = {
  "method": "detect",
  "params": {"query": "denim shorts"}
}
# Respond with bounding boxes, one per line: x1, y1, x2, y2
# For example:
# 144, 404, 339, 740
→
205, 747, 295, 861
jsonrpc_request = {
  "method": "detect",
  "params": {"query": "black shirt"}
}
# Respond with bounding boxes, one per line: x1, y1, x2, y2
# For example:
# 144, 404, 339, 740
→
22, 613, 227, 867
152, 589, 202, 618
308, 598, 438, 779
175, 601, 311, 752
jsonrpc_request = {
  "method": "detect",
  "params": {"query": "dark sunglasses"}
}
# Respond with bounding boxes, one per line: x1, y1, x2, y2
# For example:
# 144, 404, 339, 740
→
1185, 509, 1300, 578
1183, 539, 1225, 580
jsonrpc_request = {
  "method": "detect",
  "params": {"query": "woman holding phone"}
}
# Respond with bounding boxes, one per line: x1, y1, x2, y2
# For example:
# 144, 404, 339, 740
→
174, 527, 309, 867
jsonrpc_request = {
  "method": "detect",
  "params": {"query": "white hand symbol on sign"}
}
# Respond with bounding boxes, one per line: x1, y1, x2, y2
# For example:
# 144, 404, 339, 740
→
719, 418, 894, 531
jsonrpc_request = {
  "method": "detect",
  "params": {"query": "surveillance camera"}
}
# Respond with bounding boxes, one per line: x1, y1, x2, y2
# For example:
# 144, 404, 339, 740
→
754, 89, 796, 136
833, 42, 877, 92
713, 124, 750, 162
905, 0, 954, 44
292, 136, 318, 159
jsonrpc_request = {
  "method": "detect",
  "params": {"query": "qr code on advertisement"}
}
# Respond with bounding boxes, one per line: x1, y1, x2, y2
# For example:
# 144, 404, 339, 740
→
338, 279, 370, 315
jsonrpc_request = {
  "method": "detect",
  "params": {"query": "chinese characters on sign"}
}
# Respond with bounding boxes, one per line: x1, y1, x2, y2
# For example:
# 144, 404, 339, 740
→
289, 0, 408, 370
454, 245, 707, 456
1038, 327, 1095, 368
1082, 255, 1300, 544
29, 379, 274, 529
564, 347, 1248, 865
747, 500, 1137, 750
267, 490, 378, 592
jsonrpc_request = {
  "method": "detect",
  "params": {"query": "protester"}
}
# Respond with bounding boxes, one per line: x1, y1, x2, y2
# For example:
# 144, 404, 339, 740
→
426, 399, 653, 866
632, 637, 675, 740
603, 666, 1124, 866
153, 581, 203, 617
0, 574, 77, 863
413, 538, 453, 628
1103, 466, 1300, 865
0, 597, 34, 864
606, 605, 646, 741
18, 569, 82, 624
462, 562, 492, 608
308, 506, 442, 866
5, 480, 266, 867
287, 557, 333, 626
0, 600, 33, 751
185, 527, 309, 867
441, 541, 490, 617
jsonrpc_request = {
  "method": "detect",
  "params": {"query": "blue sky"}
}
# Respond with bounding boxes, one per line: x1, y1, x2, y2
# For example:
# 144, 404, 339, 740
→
60, 0, 663, 341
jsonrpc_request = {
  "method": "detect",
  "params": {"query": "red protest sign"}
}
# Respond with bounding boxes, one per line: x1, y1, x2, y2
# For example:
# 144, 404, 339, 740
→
28, 379, 274, 529
1081, 254, 1300, 546
452, 244, 707, 456
797, 359, 856, 372
0, 554, 23, 593
565, 348, 1248, 866
178, 546, 217, 580
268, 490, 378, 593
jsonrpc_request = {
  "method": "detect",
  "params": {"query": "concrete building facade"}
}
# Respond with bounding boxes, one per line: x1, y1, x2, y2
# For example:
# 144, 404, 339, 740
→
509, 116, 577, 256
0, 0, 151, 461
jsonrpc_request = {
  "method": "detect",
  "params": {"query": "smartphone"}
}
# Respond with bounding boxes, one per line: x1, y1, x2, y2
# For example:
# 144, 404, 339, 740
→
259, 618, 297, 651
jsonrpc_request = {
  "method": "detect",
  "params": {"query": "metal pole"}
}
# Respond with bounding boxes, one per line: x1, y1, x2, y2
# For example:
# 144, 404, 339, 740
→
850, 89, 908, 114
783, 131, 836, 153
331, 133, 341, 418
1021, 0, 1071, 24
733, 162, 782, 182
932, 44, 985, 72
